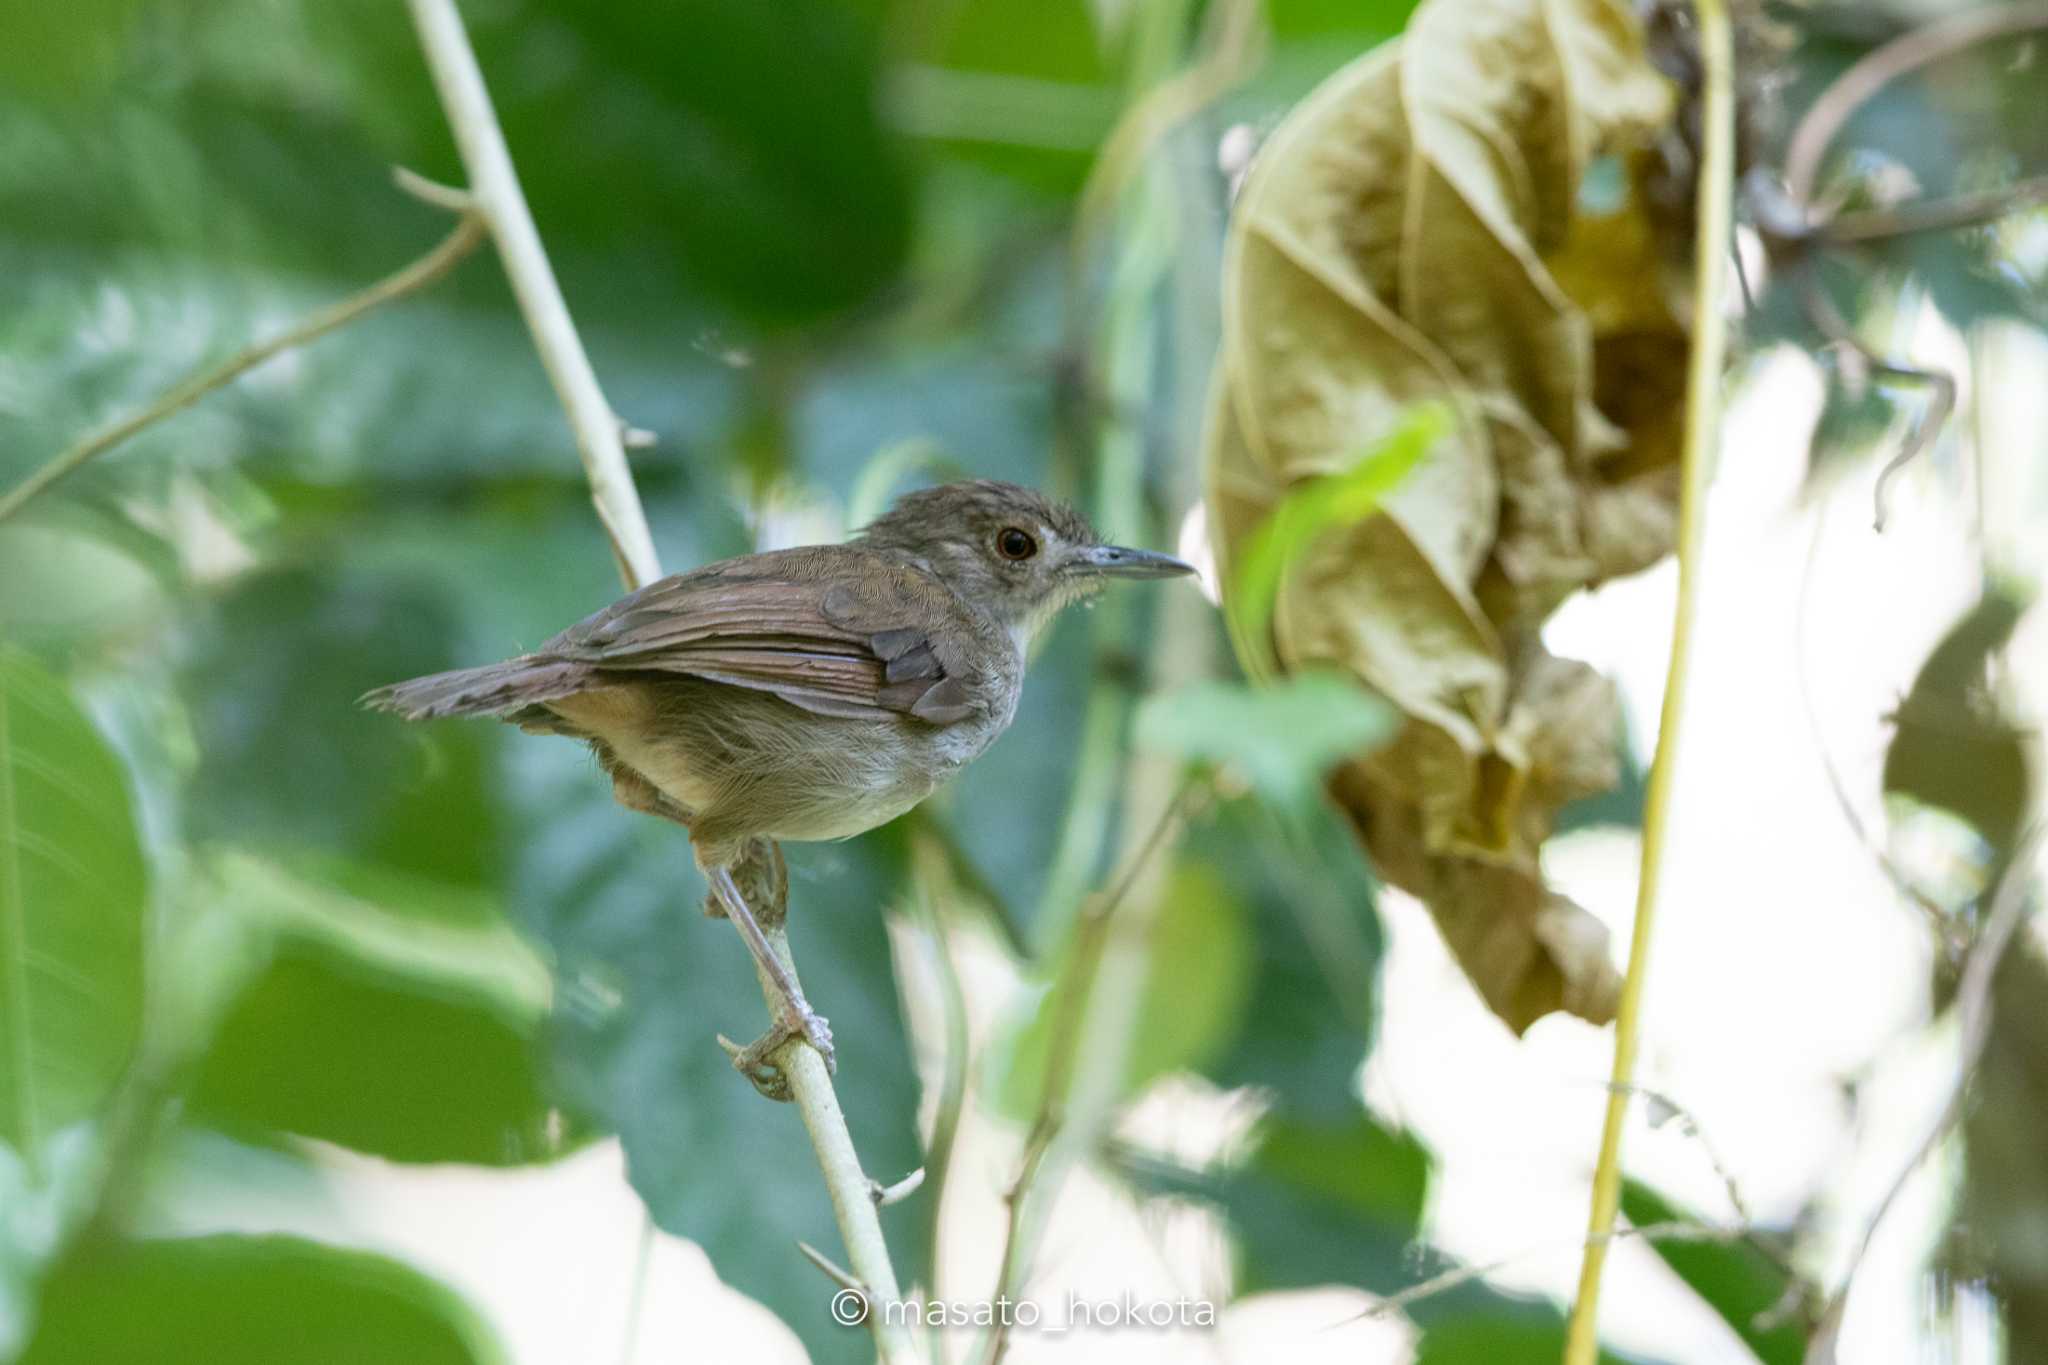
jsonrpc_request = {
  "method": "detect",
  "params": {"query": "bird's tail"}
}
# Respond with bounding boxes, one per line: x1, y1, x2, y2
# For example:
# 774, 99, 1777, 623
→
360, 655, 593, 721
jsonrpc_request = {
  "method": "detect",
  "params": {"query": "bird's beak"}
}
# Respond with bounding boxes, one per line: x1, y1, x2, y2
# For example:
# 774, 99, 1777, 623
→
1076, 544, 1198, 579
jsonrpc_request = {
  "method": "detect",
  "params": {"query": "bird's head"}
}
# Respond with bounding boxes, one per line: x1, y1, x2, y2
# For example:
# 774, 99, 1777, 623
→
856, 480, 1194, 642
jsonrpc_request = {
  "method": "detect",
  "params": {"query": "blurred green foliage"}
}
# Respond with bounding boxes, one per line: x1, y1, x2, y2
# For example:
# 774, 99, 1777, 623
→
3, 0, 2036, 1361
0, 651, 145, 1157
1620, 1181, 1806, 1365
19, 1235, 503, 1365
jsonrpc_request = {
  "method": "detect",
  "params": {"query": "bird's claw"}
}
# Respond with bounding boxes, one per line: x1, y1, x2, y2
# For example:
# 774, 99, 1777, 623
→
718, 1006, 835, 1102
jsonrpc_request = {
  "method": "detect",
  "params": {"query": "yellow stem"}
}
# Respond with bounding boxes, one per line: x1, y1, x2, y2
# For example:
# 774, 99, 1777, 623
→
1562, 1, 1734, 1359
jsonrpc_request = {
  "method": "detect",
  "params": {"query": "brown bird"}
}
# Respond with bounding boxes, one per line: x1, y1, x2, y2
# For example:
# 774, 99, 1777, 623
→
364, 480, 1194, 1091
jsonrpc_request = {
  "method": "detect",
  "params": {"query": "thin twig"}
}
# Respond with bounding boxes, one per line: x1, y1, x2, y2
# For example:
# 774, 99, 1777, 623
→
796, 1240, 869, 1296
1360, 1220, 1745, 1325
1762, 9, 2048, 531
1801, 284, 1956, 531
0, 212, 486, 527
617, 1211, 655, 1365
871, 1168, 926, 1208
1783, 5, 2048, 207
1616, 1084, 1754, 1226
1607, 1082, 1810, 1293
976, 779, 1210, 1365
400, 4, 913, 1361
1807, 826, 2043, 1361
907, 827, 973, 1335
1793, 513, 1966, 953
1562, 1, 1734, 1358
1819, 174, 2048, 245
404, 0, 660, 590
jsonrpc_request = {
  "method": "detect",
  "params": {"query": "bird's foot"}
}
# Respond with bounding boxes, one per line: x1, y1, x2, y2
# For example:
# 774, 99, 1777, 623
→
718, 1005, 836, 1101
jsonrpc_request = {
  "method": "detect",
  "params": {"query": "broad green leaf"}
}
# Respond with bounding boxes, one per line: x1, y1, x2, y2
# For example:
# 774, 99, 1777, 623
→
1134, 672, 1396, 809
18, 1234, 503, 1365
1227, 403, 1449, 677
1620, 1181, 1807, 1365
183, 853, 577, 1167
0, 650, 145, 1163
0, 0, 147, 105
995, 860, 1253, 1116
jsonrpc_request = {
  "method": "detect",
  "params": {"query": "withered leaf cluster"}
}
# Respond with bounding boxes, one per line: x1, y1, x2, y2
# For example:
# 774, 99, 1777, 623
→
1204, 0, 1693, 1032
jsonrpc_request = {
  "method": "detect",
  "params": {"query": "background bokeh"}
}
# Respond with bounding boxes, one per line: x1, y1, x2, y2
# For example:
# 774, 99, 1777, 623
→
1, 1, 2044, 1362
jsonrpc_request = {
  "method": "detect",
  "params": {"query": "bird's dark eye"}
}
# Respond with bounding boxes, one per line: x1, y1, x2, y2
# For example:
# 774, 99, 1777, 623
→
996, 527, 1038, 561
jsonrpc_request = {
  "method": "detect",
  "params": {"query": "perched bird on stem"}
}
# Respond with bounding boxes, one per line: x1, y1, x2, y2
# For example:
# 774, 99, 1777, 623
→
365, 480, 1194, 1095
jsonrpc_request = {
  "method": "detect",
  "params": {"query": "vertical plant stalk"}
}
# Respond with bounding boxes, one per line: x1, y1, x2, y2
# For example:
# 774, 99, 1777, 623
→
402, 4, 911, 1359
1562, 0, 1734, 1359
404, 0, 660, 591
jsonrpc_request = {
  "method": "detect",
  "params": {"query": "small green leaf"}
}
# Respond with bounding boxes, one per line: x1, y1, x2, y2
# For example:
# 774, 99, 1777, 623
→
18, 1234, 504, 1365
0, 650, 146, 1166
1134, 672, 1396, 809
1227, 402, 1450, 677
1883, 587, 2032, 864
183, 853, 576, 1167
1621, 1180, 1808, 1365
996, 861, 1253, 1115
1408, 1289, 1645, 1365
1122, 1115, 1429, 1294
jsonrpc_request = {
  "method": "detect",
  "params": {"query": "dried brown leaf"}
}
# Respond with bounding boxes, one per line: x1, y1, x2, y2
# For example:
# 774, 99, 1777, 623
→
1202, 0, 1686, 1032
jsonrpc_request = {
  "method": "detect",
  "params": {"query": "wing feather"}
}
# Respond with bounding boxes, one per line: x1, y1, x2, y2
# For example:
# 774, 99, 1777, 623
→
536, 548, 989, 726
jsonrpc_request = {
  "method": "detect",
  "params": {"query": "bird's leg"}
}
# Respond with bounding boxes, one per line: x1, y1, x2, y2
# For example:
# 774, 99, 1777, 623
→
707, 863, 835, 1099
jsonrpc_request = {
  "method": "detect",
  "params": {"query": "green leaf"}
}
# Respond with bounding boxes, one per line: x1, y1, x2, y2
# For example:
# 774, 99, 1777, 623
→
0, 0, 148, 106
1226, 401, 1449, 677
1125, 1115, 1429, 1294
0, 650, 146, 1164
180, 567, 507, 892
1125, 1114, 1655, 1363
1407, 1285, 1647, 1365
1198, 796, 1385, 1123
182, 853, 578, 1167
1882, 587, 2032, 863
1134, 672, 1396, 809
995, 860, 1253, 1116
1620, 1181, 1806, 1365
0, 520, 168, 650
17, 1234, 503, 1365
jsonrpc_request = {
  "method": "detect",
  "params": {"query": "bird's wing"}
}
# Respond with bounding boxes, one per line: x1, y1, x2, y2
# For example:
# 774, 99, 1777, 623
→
540, 549, 986, 725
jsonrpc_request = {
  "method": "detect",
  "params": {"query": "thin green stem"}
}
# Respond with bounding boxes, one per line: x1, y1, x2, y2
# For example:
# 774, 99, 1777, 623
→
0, 213, 486, 528
907, 829, 971, 1346
1562, 0, 1734, 1358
